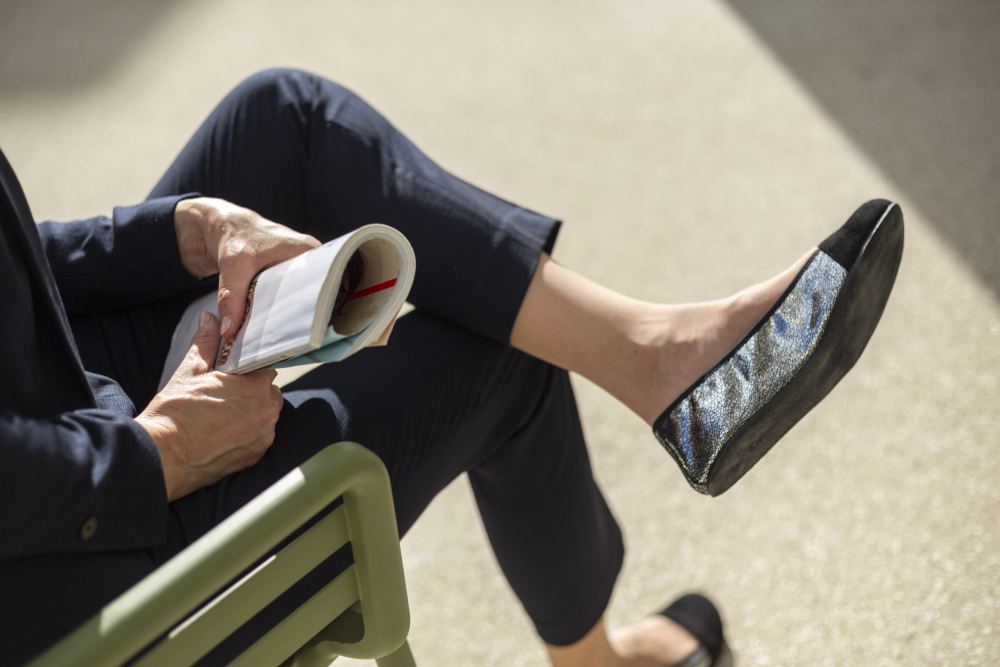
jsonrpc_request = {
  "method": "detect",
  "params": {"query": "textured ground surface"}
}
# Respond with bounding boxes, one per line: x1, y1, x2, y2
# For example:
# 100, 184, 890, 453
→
2, 1, 997, 664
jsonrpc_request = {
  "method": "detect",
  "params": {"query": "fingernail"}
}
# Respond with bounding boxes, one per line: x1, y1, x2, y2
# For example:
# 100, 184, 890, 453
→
200, 311, 212, 327
221, 316, 233, 333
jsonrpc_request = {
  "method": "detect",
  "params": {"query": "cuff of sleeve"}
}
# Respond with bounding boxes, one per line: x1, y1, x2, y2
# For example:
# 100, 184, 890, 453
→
73, 412, 170, 552
111, 193, 203, 293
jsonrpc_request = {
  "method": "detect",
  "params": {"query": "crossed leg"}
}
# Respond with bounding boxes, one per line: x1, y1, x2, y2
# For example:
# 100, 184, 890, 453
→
137, 67, 810, 664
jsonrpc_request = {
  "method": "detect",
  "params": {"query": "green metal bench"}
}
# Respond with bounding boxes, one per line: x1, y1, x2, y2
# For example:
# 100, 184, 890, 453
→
28, 442, 416, 667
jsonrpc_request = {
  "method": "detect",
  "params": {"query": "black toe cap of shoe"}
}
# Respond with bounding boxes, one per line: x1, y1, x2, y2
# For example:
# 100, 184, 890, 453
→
819, 198, 896, 270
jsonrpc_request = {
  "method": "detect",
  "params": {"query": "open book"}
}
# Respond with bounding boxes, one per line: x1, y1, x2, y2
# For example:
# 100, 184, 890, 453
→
157, 224, 415, 390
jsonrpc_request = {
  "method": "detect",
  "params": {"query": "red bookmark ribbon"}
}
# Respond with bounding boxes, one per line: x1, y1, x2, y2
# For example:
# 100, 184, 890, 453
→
346, 277, 397, 301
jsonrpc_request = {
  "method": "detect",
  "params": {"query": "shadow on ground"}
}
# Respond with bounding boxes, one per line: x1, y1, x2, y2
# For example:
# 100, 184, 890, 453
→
724, 0, 1000, 298
0, 0, 181, 93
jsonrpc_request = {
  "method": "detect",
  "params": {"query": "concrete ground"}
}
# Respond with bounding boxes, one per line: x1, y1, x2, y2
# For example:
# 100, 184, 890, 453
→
2, 1, 997, 664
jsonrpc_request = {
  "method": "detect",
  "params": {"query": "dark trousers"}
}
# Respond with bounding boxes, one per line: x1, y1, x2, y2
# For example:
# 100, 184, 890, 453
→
39, 69, 623, 662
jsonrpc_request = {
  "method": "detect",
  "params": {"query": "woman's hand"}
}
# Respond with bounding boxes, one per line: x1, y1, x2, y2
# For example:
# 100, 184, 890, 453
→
136, 312, 284, 501
174, 197, 321, 337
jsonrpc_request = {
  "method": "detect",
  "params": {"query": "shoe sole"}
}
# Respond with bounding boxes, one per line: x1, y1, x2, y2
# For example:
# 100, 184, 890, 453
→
704, 202, 904, 496
715, 640, 734, 667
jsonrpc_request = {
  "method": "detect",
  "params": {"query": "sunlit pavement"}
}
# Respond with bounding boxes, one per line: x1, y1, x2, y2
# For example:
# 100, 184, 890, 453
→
3, 2, 997, 664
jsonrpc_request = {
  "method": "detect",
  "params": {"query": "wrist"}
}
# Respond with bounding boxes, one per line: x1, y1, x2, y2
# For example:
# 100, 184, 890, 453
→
174, 197, 217, 278
136, 412, 185, 502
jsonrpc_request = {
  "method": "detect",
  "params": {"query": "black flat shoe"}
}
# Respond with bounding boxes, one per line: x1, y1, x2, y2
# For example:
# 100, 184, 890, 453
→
653, 199, 904, 496
659, 593, 731, 667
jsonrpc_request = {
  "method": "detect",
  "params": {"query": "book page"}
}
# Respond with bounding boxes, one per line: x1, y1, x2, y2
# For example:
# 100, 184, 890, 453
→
216, 236, 348, 372
330, 238, 399, 336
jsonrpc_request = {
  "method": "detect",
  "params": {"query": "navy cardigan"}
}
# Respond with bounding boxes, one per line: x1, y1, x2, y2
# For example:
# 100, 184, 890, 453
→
0, 148, 198, 559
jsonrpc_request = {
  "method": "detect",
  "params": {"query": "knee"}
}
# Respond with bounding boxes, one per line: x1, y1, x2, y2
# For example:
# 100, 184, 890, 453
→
228, 68, 357, 118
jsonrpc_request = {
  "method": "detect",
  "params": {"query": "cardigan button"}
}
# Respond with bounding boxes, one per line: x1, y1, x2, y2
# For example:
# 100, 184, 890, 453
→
80, 516, 99, 541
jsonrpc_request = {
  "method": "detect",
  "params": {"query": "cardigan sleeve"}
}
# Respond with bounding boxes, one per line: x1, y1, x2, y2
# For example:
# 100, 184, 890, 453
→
0, 408, 169, 558
35, 194, 208, 314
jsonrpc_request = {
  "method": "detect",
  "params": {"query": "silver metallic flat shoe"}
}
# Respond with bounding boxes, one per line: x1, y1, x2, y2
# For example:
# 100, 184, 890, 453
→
652, 200, 904, 496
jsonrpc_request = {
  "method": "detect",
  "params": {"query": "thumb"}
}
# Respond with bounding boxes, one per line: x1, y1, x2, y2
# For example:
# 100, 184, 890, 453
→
185, 311, 222, 373
217, 256, 255, 338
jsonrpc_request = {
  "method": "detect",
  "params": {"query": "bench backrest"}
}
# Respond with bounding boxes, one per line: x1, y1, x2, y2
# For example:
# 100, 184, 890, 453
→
29, 442, 410, 667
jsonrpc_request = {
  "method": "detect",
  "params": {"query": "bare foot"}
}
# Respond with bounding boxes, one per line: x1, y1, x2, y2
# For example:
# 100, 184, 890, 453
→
610, 616, 701, 667
627, 248, 817, 424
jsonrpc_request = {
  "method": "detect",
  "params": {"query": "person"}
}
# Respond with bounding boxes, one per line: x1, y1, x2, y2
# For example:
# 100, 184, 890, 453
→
0, 68, 901, 667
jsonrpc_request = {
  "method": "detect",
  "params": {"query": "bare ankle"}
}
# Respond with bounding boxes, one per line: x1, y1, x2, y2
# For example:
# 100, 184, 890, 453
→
624, 301, 731, 425
619, 305, 682, 424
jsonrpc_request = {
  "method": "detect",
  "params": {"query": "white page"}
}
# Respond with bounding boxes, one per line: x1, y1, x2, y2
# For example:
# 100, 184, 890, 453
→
216, 236, 348, 372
